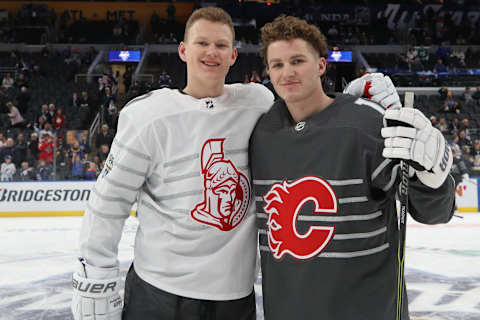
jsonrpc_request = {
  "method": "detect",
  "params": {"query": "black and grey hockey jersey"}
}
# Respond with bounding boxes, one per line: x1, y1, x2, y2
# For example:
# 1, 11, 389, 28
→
249, 93, 455, 320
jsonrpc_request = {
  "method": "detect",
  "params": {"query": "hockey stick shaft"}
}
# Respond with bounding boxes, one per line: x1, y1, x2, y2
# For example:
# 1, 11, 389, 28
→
396, 92, 414, 320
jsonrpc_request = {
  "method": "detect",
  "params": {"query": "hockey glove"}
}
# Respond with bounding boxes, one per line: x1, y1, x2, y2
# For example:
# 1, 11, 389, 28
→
382, 108, 453, 189
72, 258, 123, 320
344, 73, 402, 109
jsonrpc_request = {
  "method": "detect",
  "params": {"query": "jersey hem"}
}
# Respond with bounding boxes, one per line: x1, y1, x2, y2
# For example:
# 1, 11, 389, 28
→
133, 262, 254, 301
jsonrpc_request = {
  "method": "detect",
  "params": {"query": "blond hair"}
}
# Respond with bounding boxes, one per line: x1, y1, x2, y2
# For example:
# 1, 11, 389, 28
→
184, 7, 235, 44
260, 15, 328, 67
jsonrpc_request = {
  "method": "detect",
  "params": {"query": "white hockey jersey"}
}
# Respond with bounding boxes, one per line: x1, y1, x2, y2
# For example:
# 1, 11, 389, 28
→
79, 83, 274, 300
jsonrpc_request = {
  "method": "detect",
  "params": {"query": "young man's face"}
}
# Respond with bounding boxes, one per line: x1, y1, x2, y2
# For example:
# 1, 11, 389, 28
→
266, 38, 326, 105
179, 19, 237, 85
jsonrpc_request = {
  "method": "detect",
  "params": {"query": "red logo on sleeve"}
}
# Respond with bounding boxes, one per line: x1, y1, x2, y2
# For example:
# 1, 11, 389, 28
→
191, 139, 250, 231
263, 177, 337, 260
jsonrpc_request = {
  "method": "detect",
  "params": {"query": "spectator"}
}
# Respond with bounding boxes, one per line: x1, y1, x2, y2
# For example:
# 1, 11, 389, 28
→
48, 103, 56, 120
37, 104, 51, 124
437, 117, 449, 134
79, 91, 91, 109
444, 92, 460, 113
436, 42, 451, 63
0, 137, 15, 160
6, 101, 25, 128
417, 45, 429, 66
15, 73, 27, 89
458, 129, 472, 149
451, 149, 470, 187
450, 135, 461, 158
406, 46, 418, 66
68, 140, 84, 162
38, 133, 54, 163
84, 161, 98, 180
39, 123, 55, 142
105, 99, 118, 130
53, 107, 66, 130
16, 161, 36, 181
1, 155, 15, 181
36, 159, 52, 180
16, 86, 30, 114
27, 132, 39, 162
79, 134, 91, 155
97, 143, 109, 162
158, 70, 172, 88
472, 140, 480, 165
434, 59, 447, 73
72, 92, 79, 108
438, 86, 449, 100
71, 154, 84, 180
95, 124, 113, 148
1, 72, 14, 89
0, 132, 6, 149
13, 133, 27, 166
472, 86, 480, 102
462, 87, 473, 104
460, 118, 471, 139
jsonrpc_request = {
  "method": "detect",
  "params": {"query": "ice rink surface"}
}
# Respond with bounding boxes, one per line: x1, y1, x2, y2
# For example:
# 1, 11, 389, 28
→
1, 213, 479, 320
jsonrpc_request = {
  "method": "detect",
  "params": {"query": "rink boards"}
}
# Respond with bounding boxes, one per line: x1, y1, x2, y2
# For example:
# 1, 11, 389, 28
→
0, 178, 479, 217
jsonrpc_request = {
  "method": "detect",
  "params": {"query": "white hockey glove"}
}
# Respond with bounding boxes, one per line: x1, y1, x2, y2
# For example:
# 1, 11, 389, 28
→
382, 108, 453, 189
344, 73, 402, 109
72, 258, 123, 320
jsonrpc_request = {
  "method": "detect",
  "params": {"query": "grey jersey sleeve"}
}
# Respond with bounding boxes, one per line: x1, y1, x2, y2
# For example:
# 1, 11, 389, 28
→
79, 109, 153, 268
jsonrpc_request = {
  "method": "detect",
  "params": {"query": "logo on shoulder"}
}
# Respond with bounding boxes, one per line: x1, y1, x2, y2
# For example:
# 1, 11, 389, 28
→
101, 154, 115, 178
191, 139, 250, 231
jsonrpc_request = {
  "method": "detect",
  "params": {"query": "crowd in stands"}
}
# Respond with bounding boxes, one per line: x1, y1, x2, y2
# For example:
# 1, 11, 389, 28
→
0, 45, 121, 182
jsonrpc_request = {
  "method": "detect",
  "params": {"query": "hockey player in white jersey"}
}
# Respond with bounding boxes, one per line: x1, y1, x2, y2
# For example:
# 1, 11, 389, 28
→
71, 7, 402, 320
72, 7, 273, 320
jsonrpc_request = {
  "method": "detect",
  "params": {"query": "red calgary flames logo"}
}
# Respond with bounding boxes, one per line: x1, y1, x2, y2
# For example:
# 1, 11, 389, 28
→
191, 139, 250, 231
263, 176, 338, 260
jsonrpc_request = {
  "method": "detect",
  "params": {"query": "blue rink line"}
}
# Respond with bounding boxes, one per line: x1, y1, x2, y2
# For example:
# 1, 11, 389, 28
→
1, 268, 479, 320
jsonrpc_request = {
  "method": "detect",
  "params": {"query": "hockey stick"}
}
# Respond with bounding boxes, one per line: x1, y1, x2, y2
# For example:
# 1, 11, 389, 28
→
396, 91, 414, 320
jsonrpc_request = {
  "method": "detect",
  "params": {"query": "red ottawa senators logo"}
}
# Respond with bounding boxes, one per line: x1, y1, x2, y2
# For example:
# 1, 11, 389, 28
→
191, 138, 250, 231
263, 176, 338, 260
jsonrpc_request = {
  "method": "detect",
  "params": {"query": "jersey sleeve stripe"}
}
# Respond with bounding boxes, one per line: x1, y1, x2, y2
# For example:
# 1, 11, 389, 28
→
115, 162, 147, 177
319, 243, 389, 258
333, 226, 387, 240
104, 176, 140, 191
256, 210, 382, 222
164, 154, 199, 167
382, 163, 400, 192
92, 186, 132, 205
86, 202, 130, 219
258, 226, 387, 240
256, 195, 369, 204
154, 190, 202, 201
371, 159, 392, 182
113, 138, 151, 161
328, 179, 363, 186
164, 171, 200, 183
338, 196, 368, 204
259, 243, 390, 259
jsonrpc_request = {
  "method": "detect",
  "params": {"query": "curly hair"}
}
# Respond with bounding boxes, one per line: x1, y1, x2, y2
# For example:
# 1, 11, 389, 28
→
184, 7, 235, 44
260, 15, 328, 67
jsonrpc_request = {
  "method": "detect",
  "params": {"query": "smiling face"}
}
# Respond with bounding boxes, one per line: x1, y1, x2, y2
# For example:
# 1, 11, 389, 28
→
178, 19, 237, 96
266, 38, 326, 105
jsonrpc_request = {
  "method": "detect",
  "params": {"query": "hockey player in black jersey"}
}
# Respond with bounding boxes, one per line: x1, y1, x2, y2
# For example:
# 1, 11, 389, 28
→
250, 16, 455, 320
